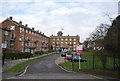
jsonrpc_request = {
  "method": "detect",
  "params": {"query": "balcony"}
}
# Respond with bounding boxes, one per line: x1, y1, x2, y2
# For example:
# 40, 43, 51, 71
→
10, 38, 15, 42
24, 39, 30, 42
34, 40, 38, 44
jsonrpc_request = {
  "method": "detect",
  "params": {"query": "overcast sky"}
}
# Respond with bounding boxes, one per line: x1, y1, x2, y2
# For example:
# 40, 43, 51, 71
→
0, 0, 119, 42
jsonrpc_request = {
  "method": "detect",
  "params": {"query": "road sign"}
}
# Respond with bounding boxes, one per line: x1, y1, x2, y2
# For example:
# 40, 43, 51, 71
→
76, 45, 83, 53
76, 44, 83, 69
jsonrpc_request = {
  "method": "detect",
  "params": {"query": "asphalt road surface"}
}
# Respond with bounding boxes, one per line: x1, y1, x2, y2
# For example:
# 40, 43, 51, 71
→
11, 54, 106, 80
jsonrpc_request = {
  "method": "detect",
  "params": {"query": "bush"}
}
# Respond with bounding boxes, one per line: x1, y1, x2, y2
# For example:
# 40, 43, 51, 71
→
3, 52, 31, 59
35, 51, 44, 55
48, 49, 55, 52
35, 50, 55, 55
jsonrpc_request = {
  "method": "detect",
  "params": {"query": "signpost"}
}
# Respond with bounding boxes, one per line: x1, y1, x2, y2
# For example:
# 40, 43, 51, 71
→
76, 44, 83, 69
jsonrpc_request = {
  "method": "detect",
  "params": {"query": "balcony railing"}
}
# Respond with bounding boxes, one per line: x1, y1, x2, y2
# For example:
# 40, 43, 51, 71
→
24, 39, 30, 42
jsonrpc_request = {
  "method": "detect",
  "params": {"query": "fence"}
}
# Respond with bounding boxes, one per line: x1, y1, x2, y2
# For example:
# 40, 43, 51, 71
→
66, 53, 120, 73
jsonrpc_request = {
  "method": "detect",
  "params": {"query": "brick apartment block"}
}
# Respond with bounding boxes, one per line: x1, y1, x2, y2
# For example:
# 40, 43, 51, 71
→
50, 31, 80, 51
1, 17, 49, 53
0, 17, 80, 53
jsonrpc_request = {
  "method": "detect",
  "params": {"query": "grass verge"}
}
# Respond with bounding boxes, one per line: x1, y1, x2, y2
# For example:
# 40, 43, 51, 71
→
4, 59, 15, 61
59, 51, 119, 77
4, 53, 55, 72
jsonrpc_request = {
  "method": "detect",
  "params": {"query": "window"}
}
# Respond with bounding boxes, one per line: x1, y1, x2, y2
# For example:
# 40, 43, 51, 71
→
4, 31, 9, 35
20, 28, 22, 33
26, 29, 28, 33
74, 42, 76, 44
8, 26, 15, 30
69, 39, 72, 41
19, 38, 22, 40
52, 45, 55, 47
65, 42, 68, 44
29, 42, 30, 46
74, 45, 76, 47
22, 35, 24, 39
3, 40, 8, 44
56, 42, 59, 44
61, 39, 63, 40
61, 42, 63, 44
52, 42, 55, 43
2, 40, 8, 48
57, 38, 59, 40
11, 33, 15, 39
74, 39, 76, 40
29, 31, 31, 34
23, 28, 24, 32
70, 42, 72, 44
65, 39, 68, 40
21, 42, 24, 46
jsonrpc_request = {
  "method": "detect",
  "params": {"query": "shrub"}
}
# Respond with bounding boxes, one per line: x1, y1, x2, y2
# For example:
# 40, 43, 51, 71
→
35, 51, 44, 55
3, 52, 31, 59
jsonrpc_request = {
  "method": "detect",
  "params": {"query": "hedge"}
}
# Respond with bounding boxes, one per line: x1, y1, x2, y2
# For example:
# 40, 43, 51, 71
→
3, 52, 32, 59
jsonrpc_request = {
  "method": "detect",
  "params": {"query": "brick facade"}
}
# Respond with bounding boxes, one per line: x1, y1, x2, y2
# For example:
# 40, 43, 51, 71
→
1, 17, 49, 53
50, 32, 80, 51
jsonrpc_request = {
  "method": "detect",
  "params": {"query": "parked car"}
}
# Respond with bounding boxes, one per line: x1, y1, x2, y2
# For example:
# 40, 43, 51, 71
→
66, 52, 72, 60
71, 56, 87, 62
66, 56, 72, 60
56, 51, 60, 54
61, 52, 66, 57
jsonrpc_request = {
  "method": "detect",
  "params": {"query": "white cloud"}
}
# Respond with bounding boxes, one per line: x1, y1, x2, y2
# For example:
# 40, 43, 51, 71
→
0, 0, 118, 42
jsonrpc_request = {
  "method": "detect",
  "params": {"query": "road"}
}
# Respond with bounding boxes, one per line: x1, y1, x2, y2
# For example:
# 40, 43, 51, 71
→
9, 54, 105, 80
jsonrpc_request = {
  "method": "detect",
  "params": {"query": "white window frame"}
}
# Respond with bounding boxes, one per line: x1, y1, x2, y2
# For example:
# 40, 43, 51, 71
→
4, 31, 9, 35
74, 39, 76, 40
74, 42, 76, 44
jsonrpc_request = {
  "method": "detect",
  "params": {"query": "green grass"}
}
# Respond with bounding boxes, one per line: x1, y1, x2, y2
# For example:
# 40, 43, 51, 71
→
33, 54, 40, 57
59, 62, 73, 71
59, 51, 120, 72
4, 59, 15, 61
4, 53, 55, 72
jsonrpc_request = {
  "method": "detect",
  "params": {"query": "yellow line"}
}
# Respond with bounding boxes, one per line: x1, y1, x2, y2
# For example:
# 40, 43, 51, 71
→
18, 66, 29, 76
6, 66, 29, 79
55, 59, 72, 73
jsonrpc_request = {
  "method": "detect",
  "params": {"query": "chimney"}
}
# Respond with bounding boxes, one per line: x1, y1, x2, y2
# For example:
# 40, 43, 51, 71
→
25, 24, 28, 27
32, 27, 34, 30
19, 21, 22, 26
9, 16, 13, 20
